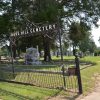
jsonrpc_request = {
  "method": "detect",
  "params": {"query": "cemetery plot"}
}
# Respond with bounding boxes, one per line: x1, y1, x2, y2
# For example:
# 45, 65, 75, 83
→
0, 64, 78, 93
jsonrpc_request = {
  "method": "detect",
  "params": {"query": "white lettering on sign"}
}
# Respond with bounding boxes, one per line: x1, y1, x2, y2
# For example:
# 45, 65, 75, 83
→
42, 27, 45, 31
52, 24, 56, 29
33, 28, 35, 32
21, 31, 23, 35
11, 24, 57, 37
49, 25, 52, 29
38, 27, 42, 31
45, 26, 48, 31
30, 28, 33, 33
36, 28, 39, 32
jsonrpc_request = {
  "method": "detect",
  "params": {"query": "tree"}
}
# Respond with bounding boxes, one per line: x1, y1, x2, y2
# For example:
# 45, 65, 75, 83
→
15, 0, 59, 61
62, 0, 100, 27
62, 0, 100, 56
0, 1, 12, 42
67, 22, 90, 55
30, 0, 59, 61
1, 0, 100, 60
79, 32, 96, 54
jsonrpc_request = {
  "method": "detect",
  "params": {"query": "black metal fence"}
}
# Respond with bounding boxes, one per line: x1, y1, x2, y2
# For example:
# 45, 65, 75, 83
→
0, 56, 82, 94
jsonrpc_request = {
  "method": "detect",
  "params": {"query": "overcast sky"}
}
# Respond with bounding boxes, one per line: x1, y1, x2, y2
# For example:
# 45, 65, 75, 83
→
92, 20, 100, 47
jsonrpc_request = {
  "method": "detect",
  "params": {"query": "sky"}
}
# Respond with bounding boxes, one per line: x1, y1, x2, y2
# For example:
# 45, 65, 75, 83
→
92, 21, 100, 47
92, 27, 100, 47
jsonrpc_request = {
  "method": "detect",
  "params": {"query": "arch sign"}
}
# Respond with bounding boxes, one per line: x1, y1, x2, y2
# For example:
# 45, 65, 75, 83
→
10, 24, 58, 37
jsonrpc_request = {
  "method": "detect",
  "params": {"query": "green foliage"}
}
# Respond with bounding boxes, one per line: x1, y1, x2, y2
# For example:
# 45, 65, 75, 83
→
0, 47, 8, 56
68, 22, 90, 47
63, 0, 100, 27
79, 32, 97, 53
1, 0, 100, 58
94, 47, 100, 56
0, 15, 10, 39
33, 0, 58, 23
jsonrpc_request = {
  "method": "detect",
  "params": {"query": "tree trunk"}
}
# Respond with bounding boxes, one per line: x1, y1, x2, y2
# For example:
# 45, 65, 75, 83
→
17, 47, 21, 57
12, 44, 16, 59
43, 36, 51, 61
10, 38, 16, 59
73, 45, 76, 56
39, 49, 42, 58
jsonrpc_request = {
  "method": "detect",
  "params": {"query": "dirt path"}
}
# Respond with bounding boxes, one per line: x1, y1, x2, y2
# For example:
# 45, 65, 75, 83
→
77, 74, 100, 100
48, 74, 100, 100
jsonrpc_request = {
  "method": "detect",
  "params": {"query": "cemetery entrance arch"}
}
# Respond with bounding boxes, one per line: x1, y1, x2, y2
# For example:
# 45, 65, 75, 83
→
10, 22, 63, 62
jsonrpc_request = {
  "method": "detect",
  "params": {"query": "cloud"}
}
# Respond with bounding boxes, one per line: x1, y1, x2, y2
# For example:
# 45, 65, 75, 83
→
92, 27, 100, 47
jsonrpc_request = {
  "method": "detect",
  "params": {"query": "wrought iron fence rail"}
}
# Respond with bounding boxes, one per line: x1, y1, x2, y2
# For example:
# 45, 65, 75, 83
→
0, 64, 79, 93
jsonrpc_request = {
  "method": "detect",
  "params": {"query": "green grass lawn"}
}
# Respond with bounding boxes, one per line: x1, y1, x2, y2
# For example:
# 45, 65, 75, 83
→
80, 56, 100, 94
0, 82, 60, 100
0, 56, 100, 99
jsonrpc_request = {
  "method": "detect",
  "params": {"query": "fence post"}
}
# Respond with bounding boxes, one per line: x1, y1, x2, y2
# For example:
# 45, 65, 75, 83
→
75, 55, 83, 94
62, 65, 66, 89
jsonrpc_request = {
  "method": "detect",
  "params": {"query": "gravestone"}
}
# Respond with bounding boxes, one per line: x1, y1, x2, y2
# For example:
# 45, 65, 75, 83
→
25, 47, 41, 65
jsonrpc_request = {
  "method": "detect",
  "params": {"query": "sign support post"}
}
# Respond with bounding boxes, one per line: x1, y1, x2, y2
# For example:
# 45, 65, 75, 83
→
57, 14, 63, 61
10, 38, 15, 77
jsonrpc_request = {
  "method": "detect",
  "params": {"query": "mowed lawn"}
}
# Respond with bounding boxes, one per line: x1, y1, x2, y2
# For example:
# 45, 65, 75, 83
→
0, 56, 100, 99
80, 56, 100, 94
0, 82, 60, 100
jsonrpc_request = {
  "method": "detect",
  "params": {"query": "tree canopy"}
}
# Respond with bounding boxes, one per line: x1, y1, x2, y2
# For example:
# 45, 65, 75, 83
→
0, 0, 100, 59
79, 32, 96, 53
